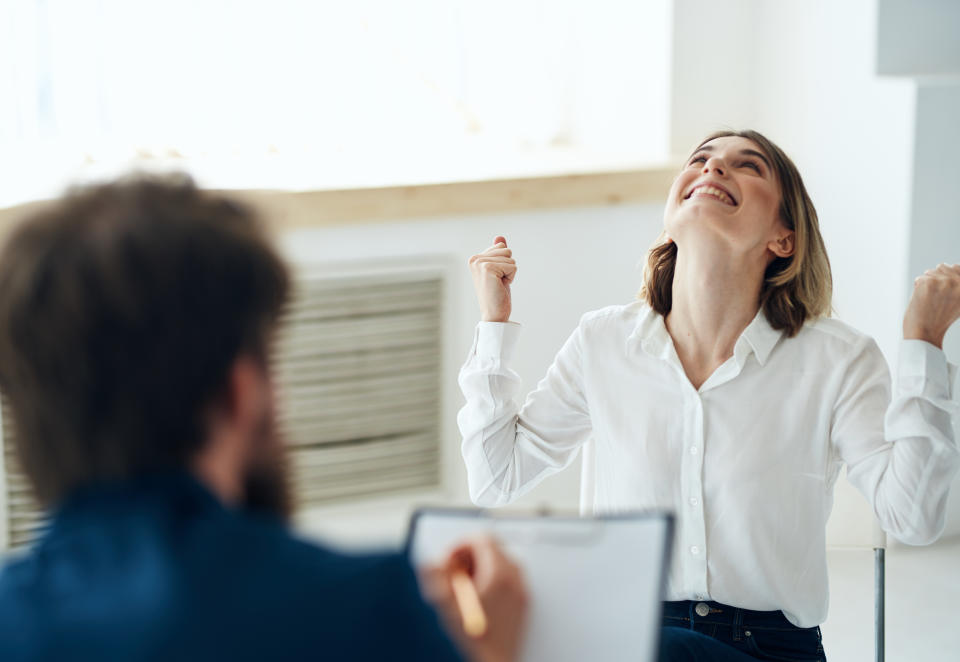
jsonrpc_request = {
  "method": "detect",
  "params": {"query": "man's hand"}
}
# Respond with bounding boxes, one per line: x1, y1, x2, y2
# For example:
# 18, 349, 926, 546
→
421, 536, 528, 662
903, 263, 960, 349
468, 237, 517, 323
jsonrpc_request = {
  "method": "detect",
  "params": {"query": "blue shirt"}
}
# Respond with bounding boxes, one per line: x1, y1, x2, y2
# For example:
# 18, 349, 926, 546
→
0, 473, 462, 661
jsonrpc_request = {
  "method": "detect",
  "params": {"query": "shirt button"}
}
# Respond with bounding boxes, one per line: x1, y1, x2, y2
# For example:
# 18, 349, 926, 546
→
689, 446, 698, 455
695, 602, 710, 617
690, 545, 700, 555
689, 497, 699, 506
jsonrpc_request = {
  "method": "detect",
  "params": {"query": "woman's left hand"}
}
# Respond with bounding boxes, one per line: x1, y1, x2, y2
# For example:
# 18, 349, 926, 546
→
903, 263, 960, 349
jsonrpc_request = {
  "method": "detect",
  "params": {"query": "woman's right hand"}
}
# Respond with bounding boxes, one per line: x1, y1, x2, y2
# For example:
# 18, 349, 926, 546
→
469, 236, 517, 323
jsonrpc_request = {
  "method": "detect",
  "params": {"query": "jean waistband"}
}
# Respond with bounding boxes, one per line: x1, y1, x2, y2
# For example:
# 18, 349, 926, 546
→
662, 601, 807, 632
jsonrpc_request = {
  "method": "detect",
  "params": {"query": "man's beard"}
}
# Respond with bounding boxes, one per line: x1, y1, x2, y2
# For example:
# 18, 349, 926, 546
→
240, 409, 294, 523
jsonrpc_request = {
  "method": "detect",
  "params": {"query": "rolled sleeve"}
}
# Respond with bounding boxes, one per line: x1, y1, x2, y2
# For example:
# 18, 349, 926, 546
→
837, 338, 959, 545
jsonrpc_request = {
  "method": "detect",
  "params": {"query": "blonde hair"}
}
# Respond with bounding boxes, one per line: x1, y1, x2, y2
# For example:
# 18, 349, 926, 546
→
640, 129, 832, 337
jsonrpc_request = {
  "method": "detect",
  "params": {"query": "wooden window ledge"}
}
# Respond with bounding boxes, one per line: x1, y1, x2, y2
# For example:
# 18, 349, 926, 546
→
0, 167, 678, 237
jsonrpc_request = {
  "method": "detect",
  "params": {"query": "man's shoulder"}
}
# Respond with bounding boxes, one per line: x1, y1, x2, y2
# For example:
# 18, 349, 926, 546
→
0, 506, 420, 626
0, 513, 456, 661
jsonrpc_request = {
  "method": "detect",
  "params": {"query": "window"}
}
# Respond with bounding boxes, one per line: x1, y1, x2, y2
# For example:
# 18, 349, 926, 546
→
1, 0, 672, 207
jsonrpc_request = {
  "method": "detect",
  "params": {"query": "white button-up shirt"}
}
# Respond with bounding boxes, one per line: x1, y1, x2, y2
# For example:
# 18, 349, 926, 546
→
457, 301, 958, 627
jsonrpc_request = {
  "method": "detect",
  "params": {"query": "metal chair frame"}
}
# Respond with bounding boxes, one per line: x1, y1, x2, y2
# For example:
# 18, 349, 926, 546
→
875, 547, 885, 662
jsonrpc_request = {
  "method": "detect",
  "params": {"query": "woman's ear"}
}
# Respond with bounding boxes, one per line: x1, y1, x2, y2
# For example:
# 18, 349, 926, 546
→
769, 229, 795, 258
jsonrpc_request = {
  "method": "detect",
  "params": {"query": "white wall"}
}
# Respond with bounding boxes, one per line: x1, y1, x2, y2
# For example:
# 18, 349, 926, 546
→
670, 0, 759, 156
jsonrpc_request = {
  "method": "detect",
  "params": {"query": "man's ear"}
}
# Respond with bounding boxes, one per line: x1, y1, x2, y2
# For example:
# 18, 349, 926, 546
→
210, 355, 268, 437
194, 355, 270, 505
769, 228, 796, 259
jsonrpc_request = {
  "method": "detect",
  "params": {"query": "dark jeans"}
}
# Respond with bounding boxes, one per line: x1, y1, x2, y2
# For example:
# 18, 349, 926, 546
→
659, 601, 826, 662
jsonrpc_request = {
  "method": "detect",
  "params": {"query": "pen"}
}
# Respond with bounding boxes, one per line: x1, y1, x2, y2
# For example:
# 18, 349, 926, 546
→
450, 570, 487, 638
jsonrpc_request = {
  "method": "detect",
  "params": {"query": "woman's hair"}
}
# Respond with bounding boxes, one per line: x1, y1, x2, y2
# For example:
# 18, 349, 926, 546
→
640, 129, 832, 337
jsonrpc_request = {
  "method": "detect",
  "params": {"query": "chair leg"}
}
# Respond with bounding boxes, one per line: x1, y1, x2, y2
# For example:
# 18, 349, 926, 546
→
875, 547, 885, 662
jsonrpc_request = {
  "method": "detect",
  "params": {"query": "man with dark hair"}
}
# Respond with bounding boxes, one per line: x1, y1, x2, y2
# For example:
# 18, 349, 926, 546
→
0, 175, 526, 661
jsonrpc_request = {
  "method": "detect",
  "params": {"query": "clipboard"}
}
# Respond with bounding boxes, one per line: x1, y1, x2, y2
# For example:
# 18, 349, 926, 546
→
406, 509, 673, 662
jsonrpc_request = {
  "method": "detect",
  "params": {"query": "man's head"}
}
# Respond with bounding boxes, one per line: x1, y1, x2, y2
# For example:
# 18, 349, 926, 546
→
0, 174, 292, 516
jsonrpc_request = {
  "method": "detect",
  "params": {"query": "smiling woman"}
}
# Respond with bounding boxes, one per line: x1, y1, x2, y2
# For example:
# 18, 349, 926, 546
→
644, 129, 833, 340
458, 128, 960, 661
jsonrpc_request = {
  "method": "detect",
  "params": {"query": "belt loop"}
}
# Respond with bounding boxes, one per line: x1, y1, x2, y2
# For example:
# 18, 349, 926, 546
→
732, 606, 744, 641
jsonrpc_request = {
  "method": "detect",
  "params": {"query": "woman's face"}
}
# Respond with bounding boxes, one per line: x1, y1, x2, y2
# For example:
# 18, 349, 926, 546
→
663, 136, 793, 262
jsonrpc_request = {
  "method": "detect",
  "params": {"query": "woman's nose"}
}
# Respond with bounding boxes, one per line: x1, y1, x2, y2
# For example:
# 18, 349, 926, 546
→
702, 157, 726, 176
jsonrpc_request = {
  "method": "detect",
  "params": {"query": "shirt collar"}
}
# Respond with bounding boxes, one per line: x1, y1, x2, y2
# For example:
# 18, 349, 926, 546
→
627, 304, 673, 360
628, 303, 783, 368
735, 308, 783, 367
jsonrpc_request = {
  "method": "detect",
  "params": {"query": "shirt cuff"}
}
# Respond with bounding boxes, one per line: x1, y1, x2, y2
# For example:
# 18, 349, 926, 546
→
472, 321, 522, 363
898, 339, 952, 400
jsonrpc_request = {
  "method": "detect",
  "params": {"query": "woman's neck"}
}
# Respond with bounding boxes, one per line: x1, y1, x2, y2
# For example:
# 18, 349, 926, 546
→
665, 243, 766, 389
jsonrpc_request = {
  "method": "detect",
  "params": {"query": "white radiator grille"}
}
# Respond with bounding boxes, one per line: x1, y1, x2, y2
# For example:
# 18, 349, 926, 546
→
278, 272, 443, 508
